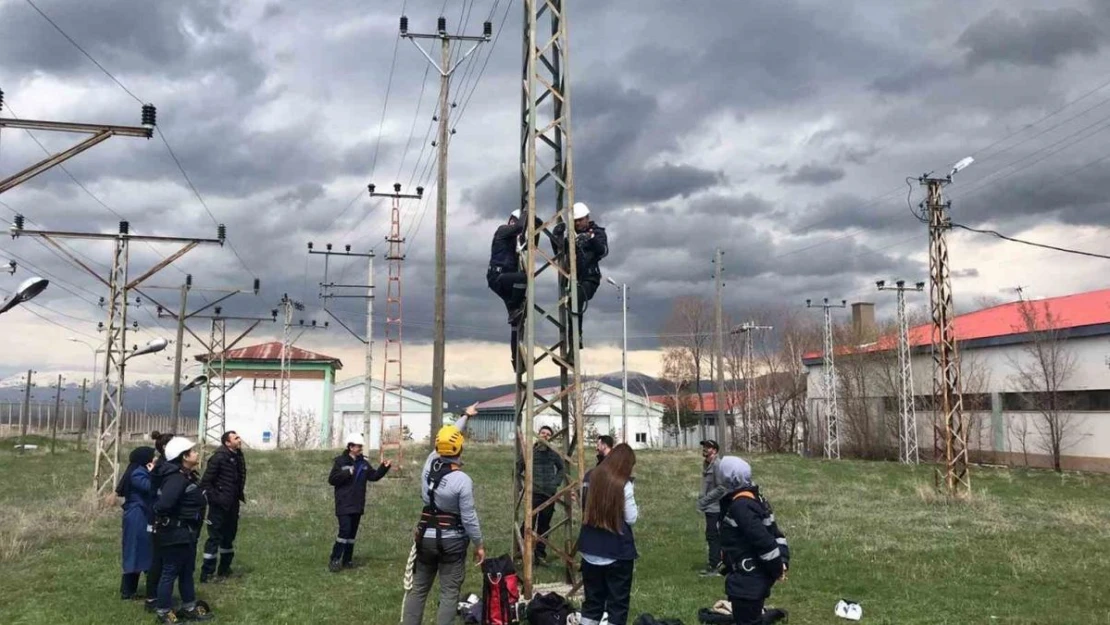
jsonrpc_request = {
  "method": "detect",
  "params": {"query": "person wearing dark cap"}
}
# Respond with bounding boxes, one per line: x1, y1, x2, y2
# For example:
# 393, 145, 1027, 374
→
696, 439, 725, 577
117, 446, 157, 600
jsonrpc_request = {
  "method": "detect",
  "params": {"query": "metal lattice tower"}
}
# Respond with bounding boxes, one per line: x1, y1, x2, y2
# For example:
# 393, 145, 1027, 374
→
921, 175, 970, 496
379, 187, 410, 467
202, 319, 228, 453
514, 0, 586, 596
877, 280, 925, 464
276, 294, 303, 448
733, 322, 772, 452
807, 298, 846, 459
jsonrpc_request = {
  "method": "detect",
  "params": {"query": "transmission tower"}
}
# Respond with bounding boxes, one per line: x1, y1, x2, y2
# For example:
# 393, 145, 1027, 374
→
919, 170, 970, 496
807, 298, 846, 459
9, 217, 224, 494
877, 279, 925, 464
732, 321, 772, 452
513, 0, 586, 596
275, 295, 327, 448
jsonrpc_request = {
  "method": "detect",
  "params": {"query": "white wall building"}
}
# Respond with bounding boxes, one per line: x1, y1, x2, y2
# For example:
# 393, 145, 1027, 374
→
331, 377, 442, 450
472, 380, 665, 449
803, 289, 1110, 472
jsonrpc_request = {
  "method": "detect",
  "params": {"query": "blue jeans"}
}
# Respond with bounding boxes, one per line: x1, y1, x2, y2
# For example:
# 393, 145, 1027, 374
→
157, 542, 197, 611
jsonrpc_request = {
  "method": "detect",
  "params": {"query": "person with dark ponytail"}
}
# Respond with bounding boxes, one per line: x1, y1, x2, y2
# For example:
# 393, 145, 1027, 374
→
117, 446, 157, 600
143, 431, 175, 612
578, 443, 638, 625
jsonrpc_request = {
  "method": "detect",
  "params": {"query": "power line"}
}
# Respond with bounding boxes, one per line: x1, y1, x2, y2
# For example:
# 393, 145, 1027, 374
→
951, 223, 1110, 260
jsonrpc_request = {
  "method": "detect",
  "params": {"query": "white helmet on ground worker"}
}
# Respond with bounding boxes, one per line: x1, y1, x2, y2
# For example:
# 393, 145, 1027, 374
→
346, 432, 365, 448
164, 437, 196, 463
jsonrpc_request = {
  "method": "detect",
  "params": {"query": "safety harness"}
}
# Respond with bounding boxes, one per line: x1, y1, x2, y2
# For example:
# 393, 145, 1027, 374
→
414, 459, 464, 555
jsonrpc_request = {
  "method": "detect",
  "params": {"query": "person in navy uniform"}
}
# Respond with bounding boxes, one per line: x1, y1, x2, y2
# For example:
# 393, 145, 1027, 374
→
715, 456, 789, 625
118, 446, 157, 600
152, 437, 213, 623
552, 201, 608, 347
487, 208, 544, 368
199, 430, 247, 583
327, 432, 391, 572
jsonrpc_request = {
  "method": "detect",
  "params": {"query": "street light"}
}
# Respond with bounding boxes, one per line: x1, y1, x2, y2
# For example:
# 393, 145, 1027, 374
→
127, 338, 169, 360
0, 276, 49, 315
179, 374, 208, 395
606, 276, 629, 444
68, 337, 106, 409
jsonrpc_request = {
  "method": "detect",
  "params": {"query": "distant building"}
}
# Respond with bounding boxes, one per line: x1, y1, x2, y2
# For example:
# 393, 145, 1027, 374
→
331, 377, 442, 450
196, 342, 341, 450
803, 289, 1110, 472
471, 380, 664, 449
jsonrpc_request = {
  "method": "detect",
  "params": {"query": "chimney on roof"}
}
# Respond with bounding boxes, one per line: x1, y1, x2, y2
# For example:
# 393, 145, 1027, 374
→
852, 301, 876, 341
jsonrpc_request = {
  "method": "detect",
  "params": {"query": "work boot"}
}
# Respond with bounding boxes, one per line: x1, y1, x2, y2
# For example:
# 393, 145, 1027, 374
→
328, 559, 342, 573
199, 572, 210, 584
155, 610, 180, 624
698, 567, 721, 578
763, 608, 788, 623
179, 603, 214, 622
145, 599, 158, 613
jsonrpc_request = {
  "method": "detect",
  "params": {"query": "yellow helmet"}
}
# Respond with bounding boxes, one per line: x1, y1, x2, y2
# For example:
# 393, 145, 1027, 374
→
435, 425, 465, 457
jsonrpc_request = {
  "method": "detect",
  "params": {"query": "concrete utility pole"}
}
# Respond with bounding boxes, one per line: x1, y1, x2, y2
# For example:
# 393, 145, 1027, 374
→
918, 161, 972, 497
78, 378, 88, 450
807, 298, 847, 459
50, 374, 64, 454
9, 217, 222, 494
732, 322, 773, 452
19, 369, 33, 453
713, 249, 729, 449
607, 277, 629, 443
170, 275, 191, 430
400, 14, 491, 439
877, 279, 925, 464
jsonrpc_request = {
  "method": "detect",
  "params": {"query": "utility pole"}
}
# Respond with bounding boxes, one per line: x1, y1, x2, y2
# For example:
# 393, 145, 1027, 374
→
0, 92, 155, 195
732, 322, 773, 452
606, 277, 629, 442
515, 0, 584, 595
919, 163, 972, 497
877, 279, 925, 464
170, 275, 191, 431
78, 378, 88, 450
713, 249, 729, 450
807, 298, 847, 459
10, 217, 226, 494
19, 369, 33, 453
310, 240, 380, 449
400, 14, 491, 439
368, 184, 422, 465
50, 374, 63, 454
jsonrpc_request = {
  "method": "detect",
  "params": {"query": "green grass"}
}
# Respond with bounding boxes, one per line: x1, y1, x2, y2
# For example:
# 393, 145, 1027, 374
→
2, 439, 1110, 624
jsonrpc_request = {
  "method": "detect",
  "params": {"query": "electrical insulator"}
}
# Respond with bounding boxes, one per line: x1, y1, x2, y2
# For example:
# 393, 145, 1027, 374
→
119, 221, 130, 235
400, 15, 408, 35
13, 214, 24, 231
141, 104, 157, 127
0, 88, 4, 112
271, 309, 278, 318
368, 183, 376, 194
416, 186, 424, 197
431, 140, 437, 147
299, 319, 305, 326
99, 297, 105, 307
393, 183, 402, 193
217, 224, 226, 242
307, 242, 314, 250
484, 21, 492, 38
326, 243, 333, 251
450, 129, 457, 135
344, 245, 351, 253
215, 306, 222, 316
451, 101, 457, 108
253, 278, 261, 294
98, 322, 104, 331
186, 274, 193, 287
324, 321, 330, 329
437, 16, 446, 33
132, 321, 139, 330
311, 320, 317, 327
157, 306, 164, 315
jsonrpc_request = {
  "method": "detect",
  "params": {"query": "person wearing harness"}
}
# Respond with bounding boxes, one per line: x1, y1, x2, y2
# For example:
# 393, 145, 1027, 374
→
402, 403, 485, 625
152, 437, 213, 623
199, 430, 247, 583
143, 431, 175, 613
578, 443, 638, 625
697, 439, 726, 577
327, 432, 392, 572
516, 425, 565, 564
487, 208, 544, 369
715, 456, 789, 625
552, 202, 608, 348
118, 446, 157, 600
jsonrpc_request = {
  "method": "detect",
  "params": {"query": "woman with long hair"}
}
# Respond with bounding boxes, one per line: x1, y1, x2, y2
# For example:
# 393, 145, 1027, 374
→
117, 446, 157, 600
578, 443, 638, 625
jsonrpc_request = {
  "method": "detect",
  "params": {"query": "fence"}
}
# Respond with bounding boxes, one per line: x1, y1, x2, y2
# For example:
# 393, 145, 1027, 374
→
0, 402, 189, 441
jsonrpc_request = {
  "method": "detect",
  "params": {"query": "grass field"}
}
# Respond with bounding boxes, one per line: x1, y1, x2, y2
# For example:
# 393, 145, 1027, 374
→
2, 436, 1109, 625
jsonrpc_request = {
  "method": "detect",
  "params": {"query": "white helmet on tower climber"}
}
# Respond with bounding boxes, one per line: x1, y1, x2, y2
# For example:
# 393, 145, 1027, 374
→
572, 202, 590, 220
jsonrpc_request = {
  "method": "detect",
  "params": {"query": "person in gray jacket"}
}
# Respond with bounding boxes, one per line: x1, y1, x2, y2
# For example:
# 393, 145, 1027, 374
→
696, 439, 726, 577
516, 425, 566, 563
402, 403, 485, 625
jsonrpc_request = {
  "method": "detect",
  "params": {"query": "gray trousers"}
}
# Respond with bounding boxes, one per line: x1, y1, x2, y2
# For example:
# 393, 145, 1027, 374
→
402, 536, 469, 625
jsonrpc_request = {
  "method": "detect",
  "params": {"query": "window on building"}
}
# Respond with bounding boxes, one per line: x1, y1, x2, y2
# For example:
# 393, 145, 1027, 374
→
634, 432, 647, 443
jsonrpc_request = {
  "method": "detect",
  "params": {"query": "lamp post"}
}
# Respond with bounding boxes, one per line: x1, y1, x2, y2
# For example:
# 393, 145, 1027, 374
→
606, 277, 629, 444
0, 276, 49, 315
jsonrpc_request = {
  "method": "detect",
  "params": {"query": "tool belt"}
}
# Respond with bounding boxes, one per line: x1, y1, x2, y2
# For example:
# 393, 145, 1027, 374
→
414, 508, 464, 540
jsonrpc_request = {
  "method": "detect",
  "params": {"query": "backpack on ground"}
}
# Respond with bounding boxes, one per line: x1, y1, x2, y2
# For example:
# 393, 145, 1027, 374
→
482, 555, 520, 625
527, 592, 571, 625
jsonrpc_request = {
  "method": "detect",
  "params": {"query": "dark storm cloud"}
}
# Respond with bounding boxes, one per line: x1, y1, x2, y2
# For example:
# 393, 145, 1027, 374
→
871, 62, 961, 95
686, 193, 774, 218
780, 164, 847, 187
958, 8, 1107, 68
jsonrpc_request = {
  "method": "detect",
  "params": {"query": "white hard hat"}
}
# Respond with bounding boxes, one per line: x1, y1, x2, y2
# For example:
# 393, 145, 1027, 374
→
572, 202, 590, 220
345, 432, 365, 447
510, 209, 521, 220
164, 437, 196, 462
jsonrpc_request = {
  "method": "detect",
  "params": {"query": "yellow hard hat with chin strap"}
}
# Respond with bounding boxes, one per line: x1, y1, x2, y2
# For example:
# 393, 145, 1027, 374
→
435, 425, 465, 457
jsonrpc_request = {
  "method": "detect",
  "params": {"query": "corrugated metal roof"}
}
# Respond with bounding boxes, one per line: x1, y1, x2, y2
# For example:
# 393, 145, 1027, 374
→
648, 392, 742, 412
803, 287, 1110, 363
196, 341, 343, 368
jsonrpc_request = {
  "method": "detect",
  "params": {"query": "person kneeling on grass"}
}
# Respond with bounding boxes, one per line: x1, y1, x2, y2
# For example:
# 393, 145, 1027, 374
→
715, 456, 789, 625
578, 443, 638, 625
327, 432, 391, 572
152, 437, 213, 623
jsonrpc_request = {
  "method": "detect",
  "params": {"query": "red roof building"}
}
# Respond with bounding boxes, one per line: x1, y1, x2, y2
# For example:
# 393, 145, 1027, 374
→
196, 341, 343, 368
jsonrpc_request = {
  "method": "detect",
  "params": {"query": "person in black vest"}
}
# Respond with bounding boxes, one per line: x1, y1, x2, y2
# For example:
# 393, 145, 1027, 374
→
118, 446, 157, 600
152, 437, 213, 623
578, 443, 638, 625
516, 425, 565, 564
552, 202, 608, 348
143, 431, 175, 613
715, 456, 789, 625
327, 432, 391, 572
199, 430, 247, 583
487, 208, 544, 369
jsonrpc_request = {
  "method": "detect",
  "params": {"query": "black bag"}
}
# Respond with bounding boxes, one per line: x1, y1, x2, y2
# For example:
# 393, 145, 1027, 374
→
527, 592, 570, 625
634, 615, 684, 625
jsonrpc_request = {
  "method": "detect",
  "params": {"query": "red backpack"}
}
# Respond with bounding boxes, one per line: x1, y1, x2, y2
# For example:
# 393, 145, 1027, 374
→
482, 555, 520, 625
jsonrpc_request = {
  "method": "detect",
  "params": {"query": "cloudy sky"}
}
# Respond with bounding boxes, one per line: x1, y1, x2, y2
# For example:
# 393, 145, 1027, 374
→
2, 0, 1109, 389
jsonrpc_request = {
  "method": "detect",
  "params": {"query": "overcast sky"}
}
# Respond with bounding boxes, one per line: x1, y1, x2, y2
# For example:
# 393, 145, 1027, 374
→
2, 0, 1109, 388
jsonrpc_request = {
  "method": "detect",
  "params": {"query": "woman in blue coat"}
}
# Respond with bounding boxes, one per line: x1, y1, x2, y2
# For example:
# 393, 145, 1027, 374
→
118, 446, 157, 600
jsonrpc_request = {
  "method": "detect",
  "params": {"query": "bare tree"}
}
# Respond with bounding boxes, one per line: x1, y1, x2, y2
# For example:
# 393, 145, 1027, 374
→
754, 309, 818, 453
290, 408, 318, 449
661, 296, 713, 440
660, 347, 696, 446
1007, 299, 1083, 472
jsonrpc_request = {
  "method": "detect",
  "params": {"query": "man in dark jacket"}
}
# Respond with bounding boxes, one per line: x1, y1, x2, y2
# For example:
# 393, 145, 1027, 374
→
516, 425, 566, 563
715, 456, 789, 625
199, 431, 247, 582
488, 208, 544, 369
327, 432, 391, 571
552, 202, 608, 348
696, 439, 726, 577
